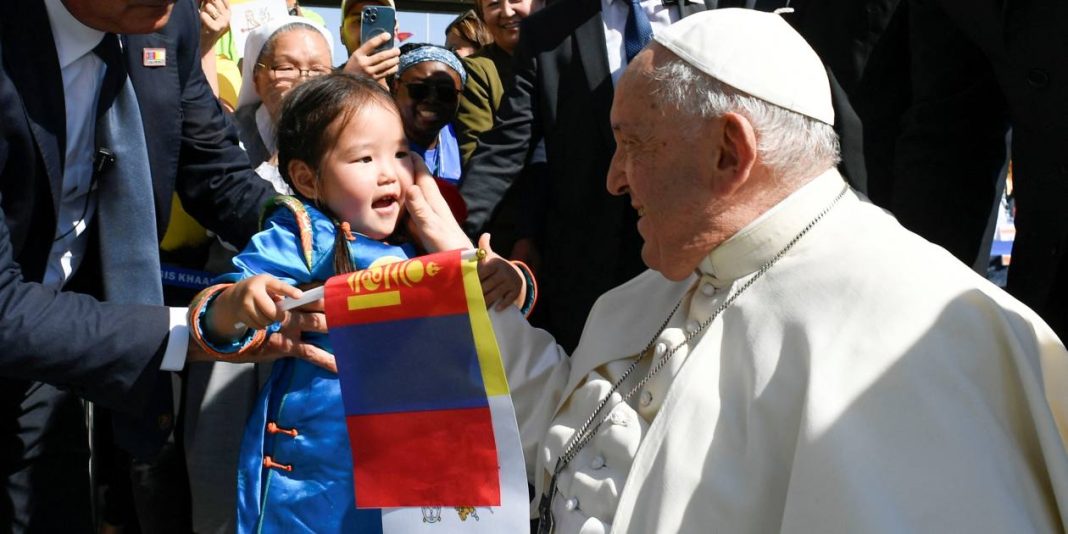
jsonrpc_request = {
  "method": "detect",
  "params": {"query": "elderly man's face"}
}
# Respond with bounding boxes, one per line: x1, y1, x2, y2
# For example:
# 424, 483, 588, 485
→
607, 48, 724, 281
63, 0, 176, 34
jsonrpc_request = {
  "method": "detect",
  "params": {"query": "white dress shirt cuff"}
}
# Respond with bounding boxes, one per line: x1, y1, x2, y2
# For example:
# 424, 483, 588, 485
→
160, 307, 189, 371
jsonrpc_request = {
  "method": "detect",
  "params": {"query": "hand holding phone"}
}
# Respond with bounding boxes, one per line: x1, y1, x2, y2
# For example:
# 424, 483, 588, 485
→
360, 5, 396, 54
343, 6, 400, 82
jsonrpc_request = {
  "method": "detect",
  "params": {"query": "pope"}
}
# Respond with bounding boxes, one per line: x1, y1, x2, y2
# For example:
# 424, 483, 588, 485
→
455, 9, 1068, 533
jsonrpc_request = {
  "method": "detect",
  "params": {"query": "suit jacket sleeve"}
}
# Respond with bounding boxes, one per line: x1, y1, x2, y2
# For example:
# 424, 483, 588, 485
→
169, 0, 274, 247
892, 0, 1009, 265
0, 200, 169, 412
459, 31, 541, 236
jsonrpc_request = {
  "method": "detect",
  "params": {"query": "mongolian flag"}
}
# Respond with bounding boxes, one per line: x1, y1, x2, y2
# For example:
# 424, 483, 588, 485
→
324, 249, 528, 531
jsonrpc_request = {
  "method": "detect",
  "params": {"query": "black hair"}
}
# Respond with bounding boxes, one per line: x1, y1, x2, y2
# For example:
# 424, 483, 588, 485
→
275, 72, 402, 275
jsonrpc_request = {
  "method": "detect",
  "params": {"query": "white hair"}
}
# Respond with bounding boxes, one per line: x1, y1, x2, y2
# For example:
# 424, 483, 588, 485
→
647, 57, 841, 183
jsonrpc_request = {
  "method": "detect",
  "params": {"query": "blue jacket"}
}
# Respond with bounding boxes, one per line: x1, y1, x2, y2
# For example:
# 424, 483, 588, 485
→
212, 198, 414, 533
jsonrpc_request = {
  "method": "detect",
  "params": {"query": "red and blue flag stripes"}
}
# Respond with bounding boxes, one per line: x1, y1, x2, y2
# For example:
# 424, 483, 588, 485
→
325, 250, 508, 508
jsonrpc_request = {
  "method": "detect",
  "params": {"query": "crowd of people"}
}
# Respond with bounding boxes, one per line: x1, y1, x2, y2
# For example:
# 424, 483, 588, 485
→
1, 0, 1066, 532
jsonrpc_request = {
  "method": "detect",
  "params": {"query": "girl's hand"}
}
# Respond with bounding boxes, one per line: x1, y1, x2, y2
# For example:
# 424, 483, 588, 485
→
405, 154, 472, 252
207, 274, 303, 340
477, 233, 526, 311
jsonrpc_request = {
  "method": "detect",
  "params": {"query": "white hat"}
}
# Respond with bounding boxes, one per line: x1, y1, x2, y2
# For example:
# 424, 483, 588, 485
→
236, 15, 335, 109
652, 9, 834, 125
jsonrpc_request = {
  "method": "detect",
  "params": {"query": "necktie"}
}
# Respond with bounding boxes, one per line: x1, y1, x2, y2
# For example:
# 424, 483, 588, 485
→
624, 0, 654, 63
94, 34, 173, 460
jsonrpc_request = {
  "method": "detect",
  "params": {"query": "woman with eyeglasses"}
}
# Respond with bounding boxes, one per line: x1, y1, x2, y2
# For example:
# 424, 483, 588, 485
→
233, 17, 334, 174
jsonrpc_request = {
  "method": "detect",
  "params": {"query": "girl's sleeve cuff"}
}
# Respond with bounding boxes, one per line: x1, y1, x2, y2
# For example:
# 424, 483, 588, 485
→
188, 284, 278, 358
511, 261, 538, 318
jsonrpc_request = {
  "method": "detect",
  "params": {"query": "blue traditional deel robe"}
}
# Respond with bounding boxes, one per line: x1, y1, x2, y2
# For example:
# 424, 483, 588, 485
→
209, 198, 414, 533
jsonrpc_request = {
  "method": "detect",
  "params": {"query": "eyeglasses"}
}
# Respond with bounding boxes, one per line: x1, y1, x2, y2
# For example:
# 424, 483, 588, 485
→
256, 63, 332, 81
403, 82, 461, 103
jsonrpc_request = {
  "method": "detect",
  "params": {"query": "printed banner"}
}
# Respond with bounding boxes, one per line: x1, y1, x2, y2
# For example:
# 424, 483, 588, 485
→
228, 0, 288, 56
325, 250, 527, 532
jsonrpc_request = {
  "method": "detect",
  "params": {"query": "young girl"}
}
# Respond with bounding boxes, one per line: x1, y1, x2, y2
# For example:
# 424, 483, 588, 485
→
186, 73, 535, 533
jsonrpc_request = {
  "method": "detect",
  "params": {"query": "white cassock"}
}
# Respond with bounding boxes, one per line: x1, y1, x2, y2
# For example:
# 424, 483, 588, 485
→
491, 169, 1068, 533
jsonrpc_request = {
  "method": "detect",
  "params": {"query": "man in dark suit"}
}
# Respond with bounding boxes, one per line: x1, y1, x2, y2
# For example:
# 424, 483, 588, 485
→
780, 0, 907, 208
891, 0, 1068, 342
0, 0, 326, 529
460, 0, 720, 352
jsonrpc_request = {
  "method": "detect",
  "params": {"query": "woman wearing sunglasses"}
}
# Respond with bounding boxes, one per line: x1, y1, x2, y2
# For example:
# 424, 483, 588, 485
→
390, 44, 469, 220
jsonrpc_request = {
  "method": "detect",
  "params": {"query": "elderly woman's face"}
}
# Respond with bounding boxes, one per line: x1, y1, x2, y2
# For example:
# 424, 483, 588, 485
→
479, 0, 535, 54
393, 61, 463, 147
253, 29, 333, 120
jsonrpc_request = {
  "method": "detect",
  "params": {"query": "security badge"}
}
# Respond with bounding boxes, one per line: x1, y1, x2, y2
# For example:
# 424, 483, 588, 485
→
142, 48, 166, 67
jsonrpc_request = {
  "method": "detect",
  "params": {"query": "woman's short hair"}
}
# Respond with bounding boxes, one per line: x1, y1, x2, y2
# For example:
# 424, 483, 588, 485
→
446, 9, 493, 49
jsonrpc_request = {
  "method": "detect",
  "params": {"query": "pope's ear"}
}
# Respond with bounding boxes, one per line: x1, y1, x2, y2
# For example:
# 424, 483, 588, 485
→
287, 159, 319, 200
712, 112, 758, 194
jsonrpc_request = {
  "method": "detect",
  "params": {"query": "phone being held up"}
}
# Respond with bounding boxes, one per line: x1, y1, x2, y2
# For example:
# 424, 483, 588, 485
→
361, 5, 396, 55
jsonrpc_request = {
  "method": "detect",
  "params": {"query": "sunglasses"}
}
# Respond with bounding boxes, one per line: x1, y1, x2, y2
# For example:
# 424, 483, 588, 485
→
403, 82, 460, 103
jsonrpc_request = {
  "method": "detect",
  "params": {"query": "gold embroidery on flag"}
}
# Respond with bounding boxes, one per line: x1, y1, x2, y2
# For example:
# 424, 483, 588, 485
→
346, 258, 439, 294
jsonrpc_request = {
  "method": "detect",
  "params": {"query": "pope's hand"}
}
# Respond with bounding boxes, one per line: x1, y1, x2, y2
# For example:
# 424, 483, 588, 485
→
405, 155, 473, 252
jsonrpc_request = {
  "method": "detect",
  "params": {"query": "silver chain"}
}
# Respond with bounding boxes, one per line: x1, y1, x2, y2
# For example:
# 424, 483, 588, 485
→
553, 185, 848, 476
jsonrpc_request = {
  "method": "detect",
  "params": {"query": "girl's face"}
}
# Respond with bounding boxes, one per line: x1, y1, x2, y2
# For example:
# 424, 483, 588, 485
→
317, 103, 415, 240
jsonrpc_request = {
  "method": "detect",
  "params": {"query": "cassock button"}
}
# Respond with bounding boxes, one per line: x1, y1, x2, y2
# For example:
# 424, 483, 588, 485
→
700, 283, 715, 296
565, 497, 579, 511
640, 390, 654, 406
591, 455, 606, 469
686, 320, 700, 333
654, 342, 667, 357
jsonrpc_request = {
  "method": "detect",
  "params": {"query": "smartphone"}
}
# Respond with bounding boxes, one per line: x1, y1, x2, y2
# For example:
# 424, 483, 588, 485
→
361, 5, 396, 55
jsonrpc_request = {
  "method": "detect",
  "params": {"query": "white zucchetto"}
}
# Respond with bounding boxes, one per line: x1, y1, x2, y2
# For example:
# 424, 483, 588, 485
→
652, 8, 835, 125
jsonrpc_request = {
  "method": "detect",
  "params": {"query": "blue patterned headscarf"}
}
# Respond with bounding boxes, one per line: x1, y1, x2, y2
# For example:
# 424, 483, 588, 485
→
397, 45, 467, 85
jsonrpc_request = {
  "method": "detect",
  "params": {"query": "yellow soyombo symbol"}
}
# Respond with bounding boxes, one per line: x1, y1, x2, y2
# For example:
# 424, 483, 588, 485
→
345, 258, 440, 311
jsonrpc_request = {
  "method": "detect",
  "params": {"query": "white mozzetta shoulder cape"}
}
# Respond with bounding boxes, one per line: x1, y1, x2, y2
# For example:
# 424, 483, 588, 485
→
492, 170, 1068, 533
